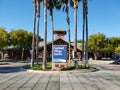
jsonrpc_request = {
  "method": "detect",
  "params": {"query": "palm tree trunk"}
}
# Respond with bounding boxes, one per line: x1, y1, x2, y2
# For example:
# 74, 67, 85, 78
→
43, 0, 47, 70
51, 15, 54, 46
74, 3, 77, 58
31, 0, 37, 67
66, 5, 71, 63
36, 0, 40, 65
82, 13, 85, 62
68, 22, 71, 63
36, 16, 40, 64
51, 15, 54, 65
85, 11, 89, 67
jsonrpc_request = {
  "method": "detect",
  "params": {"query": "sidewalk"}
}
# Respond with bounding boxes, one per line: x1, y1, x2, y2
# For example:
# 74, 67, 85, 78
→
0, 60, 27, 68
91, 60, 120, 70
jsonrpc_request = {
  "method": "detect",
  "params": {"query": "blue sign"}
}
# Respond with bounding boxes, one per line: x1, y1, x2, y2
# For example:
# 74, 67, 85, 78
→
53, 45, 67, 62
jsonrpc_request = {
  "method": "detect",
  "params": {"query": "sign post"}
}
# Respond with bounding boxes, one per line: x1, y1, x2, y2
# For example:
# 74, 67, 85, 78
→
52, 45, 67, 70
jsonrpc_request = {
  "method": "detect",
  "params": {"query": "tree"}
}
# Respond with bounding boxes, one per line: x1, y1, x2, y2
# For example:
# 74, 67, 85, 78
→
101, 38, 114, 58
0, 28, 8, 59
10, 29, 33, 60
31, 0, 37, 67
47, 0, 54, 45
36, 0, 41, 64
108, 37, 120, 55
57, 0, 72, 63
115, 45, 120, 53
109, 37, 120, 48
88, 32, 106, 60
43, 0, 47, 70
82, 0, 89, 67
74, 0, 79, 58
78, 39, 82, 43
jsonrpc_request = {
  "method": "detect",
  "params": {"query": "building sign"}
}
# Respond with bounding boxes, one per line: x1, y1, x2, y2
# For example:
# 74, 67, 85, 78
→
52, 45, 67, 62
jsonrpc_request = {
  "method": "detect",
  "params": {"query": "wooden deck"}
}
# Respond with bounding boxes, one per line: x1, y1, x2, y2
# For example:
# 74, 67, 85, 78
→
0, 70, 120, 90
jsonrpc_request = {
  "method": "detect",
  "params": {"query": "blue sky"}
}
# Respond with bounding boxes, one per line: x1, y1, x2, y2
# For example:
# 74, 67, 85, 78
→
0, 0, 120, 41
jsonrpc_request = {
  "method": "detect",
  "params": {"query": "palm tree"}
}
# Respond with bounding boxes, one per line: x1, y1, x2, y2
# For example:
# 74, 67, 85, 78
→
58, 0, 71, 63
82, 0, 85, 62
43, 0, 47, 70
85, 0, 89, 67
74, 0, 78, 58
36, 0, 41, 64
47, 0, 55, 47
31, 0, 37, 67
64, 0, 71, 63
56, 0, 81, 60
83, 0, 88, 67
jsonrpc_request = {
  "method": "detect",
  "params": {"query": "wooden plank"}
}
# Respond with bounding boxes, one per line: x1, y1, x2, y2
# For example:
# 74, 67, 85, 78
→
21, 74, 42, 88
88, 73, 111, 90
8, 72, 35, 89
33, 73, 52, 90
46, 73, 60, 90
0, 72, 27, 90
75, 73, 96, 90
0, 72, 20, 84
68, 73, 86, 90
60, 73, 72, 90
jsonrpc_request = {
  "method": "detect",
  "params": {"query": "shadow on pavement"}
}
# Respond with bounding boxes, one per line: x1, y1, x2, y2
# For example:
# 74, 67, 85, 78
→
0, 66, 26, 74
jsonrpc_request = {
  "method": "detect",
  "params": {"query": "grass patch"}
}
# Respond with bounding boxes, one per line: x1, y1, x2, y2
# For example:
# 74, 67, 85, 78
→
23, 62, 52, 70
67, 62, 96, 70
67, 63, 74, 70
23, 62, 96, 71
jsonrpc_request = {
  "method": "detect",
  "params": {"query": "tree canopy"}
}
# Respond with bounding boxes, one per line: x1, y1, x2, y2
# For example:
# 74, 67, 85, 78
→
0, 28, 8, 50
115, 45, 120, 53
0, 28, 43, 50
87, 32, 120, 59
9, 29, 33, 49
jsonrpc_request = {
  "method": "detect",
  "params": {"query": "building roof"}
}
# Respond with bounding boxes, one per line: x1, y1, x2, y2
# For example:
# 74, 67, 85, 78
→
38, 38, 82, 51
53, 30, 66, 35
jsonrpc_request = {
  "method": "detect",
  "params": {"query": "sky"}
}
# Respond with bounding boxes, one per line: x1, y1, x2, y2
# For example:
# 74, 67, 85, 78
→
0, 0, 120, 42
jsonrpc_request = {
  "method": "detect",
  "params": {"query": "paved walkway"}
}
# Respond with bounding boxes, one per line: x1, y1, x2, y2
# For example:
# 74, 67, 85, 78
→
0, 70, 120, 90
0, 60, 120, 90
91, 60, 120, 70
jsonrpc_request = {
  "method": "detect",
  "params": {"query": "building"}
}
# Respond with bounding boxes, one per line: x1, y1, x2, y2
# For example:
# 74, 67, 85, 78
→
38, 30, 82, 62
2, 30, 82, 61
